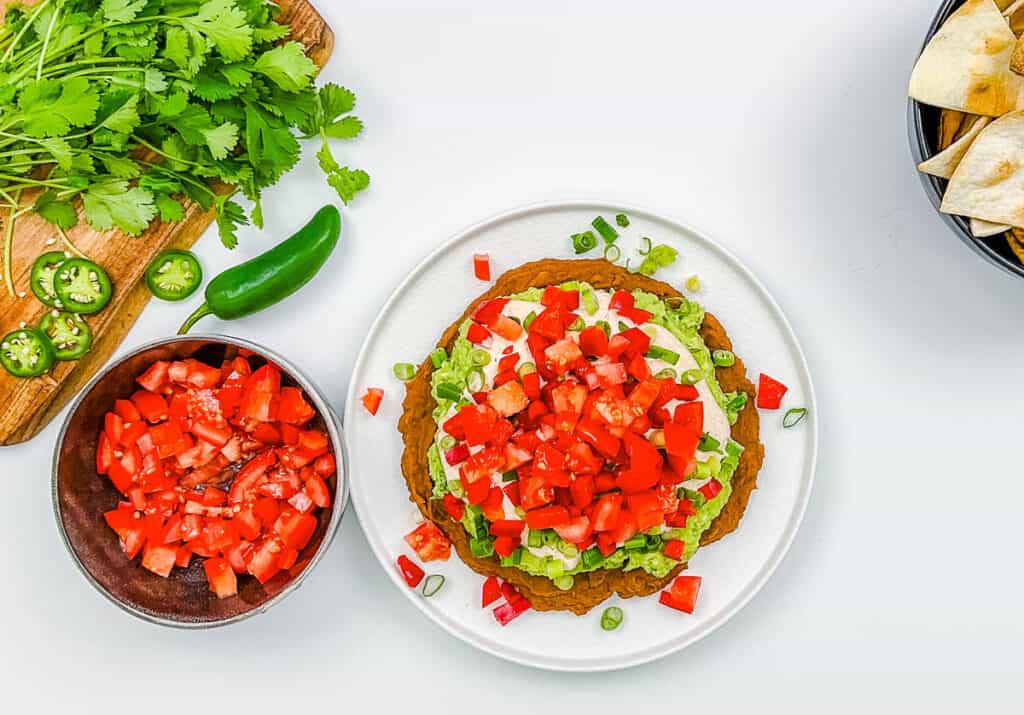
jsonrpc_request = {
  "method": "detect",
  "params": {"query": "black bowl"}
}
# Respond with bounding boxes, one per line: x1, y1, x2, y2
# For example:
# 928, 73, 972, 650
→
908, 0, 1024, 279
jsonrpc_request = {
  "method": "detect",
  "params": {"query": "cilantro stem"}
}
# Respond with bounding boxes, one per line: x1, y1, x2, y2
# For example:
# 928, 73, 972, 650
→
57, 227, 86, 259
2, 189, 22, 297
0, 0, 49, 65
36, 5, 60, 81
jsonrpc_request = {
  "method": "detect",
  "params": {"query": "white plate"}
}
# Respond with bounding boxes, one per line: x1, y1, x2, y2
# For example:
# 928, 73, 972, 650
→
343, 201, 818, 672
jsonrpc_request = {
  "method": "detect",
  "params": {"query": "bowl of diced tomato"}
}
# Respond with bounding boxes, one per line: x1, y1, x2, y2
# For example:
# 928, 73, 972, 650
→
52, 335, 347, 628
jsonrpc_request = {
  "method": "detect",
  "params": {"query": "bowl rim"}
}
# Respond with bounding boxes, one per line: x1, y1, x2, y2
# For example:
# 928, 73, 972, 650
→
907, 0, 1024, 280
50, 333, 349, 629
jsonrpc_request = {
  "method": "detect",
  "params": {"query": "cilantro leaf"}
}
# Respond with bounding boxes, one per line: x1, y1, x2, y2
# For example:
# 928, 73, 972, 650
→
169, 104, 216, 145
155, 194, 185, 223
33, 190, 78, 230
163, 26, 207, 76
18, 78, 99, 137
325, 116, 363, 140
39, 138, 73, 171
82, 181, 157, 235
215, 197, 248, 248
319, 84, 356, 122
253, 42, 317, 92
203, 121, 239, 160
158, 91, 189, 118
97, 153, 141, 178
327, 167, 370, 205
101, 0, 147, 23
181, 0, 253, 63
99, 93, 140, 134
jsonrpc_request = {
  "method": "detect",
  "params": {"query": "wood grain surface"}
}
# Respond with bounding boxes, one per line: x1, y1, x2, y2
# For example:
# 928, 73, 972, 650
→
0, 0, 333, 446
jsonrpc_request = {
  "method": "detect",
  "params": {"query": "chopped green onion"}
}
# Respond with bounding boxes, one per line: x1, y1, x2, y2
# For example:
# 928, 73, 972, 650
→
645, 345, 680, 364
421, 574, 445, 598
617, 320, 629, 333
592, 216, 619, 243
527, 529, 543, 548
654, 367, 677, 380
553, 575, 574, 591
686, 275, 701, 292
600, 606, 624, 631
698, 433, 721, 452
581, 547, 604, 569
645, 533, 662, 548
556, 540, 579, 558
393, 362, 416, 381
725, 440, 745, 457
603, 244, 621, 263
726, 392, 749, 412
581, 287, 599, 315
500, 547, 523, 567
542, 529, 559, 547
572, 231, 598, 254
447, 479, 464, 497
501, 470, 518, 482
783, 407, 808, 428
523, 311, 537, 331
638, 236, 652, 255
508, 315, 521, 325
712, 349, 735, 367
469, 537, 494, 558
623, 535, 647, 550
545, 557, 564, 579
439, 435, 456, 451
569, 316, 585, 331
466, 368, 485, 392
471, 349, 491, 367
680, 368, 703, 385
517, 361, 536, 376
615, 213, 630, 228
435, 382, 463, 401
429, 348, 447, 368
597, 320, 611, 338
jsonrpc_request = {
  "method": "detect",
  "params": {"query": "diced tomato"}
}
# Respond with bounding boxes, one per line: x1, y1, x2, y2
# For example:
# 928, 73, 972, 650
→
617, 327, 651, 360
487, 380, 529, 417
659, 575, 702, 614
442, 411, 466, 440
492, 535, 519, 558
576, 418, 621, 458
442, 493, 465, 521
460, 403, 498, 446
190, 419, 232, 447
524, 505, 570, 530
277, 386, 316, 424
489, 519, 526, 537
482, 576, 502, 607
464, 474, 491, 505
577, 325, 608, 356
288, 489, 315, 514
444, 443, 470, 466
493, 596, 531, 626
502, 481, 521, 506
541, 286, 579, 310
313, 453, 335, 477
203, 557, 238, 599
114, 398, 142, 422
544, 338, 583, 374
397, 554, 425, 588
503, 443, 532, 470
553, 516, 592, 544
96, 432, 113, 475
490, 315, 523, 341
756, 374, 788, 409
521, 371, 541, 401
247, 537, 284, 584
698, 479, 722, 501
303, 474, 331, 508
473, 253, 491, 281
132, 389, 168, 423
591, 494, 622, 532
361, 387, 384, 416
405, 521, 451, 561
627, 490, 663, 531
569, 474, 596, 508
608, 508, 638, 545
528, 306, 567, 341
663, 539, 685, 560
460, 445, 504, 485
608, 290, 633, 313
519, 476, 554, 510
466, 322, 492, 345
472, 298, 509, 326
141, 543, 177, 577
136, 361, 170, 393
481, 486, 505, 521
591, 361, 628, 389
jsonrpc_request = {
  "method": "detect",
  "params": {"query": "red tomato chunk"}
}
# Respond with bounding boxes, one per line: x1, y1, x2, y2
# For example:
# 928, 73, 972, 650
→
97, 356, 334, 599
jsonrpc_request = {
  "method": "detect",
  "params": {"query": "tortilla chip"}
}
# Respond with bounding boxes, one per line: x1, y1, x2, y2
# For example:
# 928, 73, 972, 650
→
909, 0, 1024, 116
938, 110, 966, 150
941, 109, 1024, 225
1009, 228, 1024, 260
971, 217, 1011, 235
920, 116, 991, 177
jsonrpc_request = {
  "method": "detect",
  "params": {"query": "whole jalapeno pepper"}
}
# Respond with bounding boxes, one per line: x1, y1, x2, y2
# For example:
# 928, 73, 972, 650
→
178, 205, 341, 334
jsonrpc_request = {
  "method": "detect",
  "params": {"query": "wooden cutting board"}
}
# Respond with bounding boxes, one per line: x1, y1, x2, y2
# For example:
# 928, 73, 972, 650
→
0, 0, 333, 446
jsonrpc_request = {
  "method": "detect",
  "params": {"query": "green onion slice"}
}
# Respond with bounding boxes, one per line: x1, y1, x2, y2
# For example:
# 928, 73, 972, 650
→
603, 244, 621, 263
680, 368, 703, 385
654, 367, 677, 380
712, 349, 735, 367
501, 470, 518, 482
553, 575, 574, 591
638, 236, 652, 255
698, 433, 721, 452
592, 216, 619, 243
421, 574, 445, 598
517, 361, 536, 376
440, 435, 456, 451
471, 349, 491, 366
615, 213, 630, 228
569, 316, 585, 331
393, 362, 415, 381
523, 311, 537, 331
467, 368, 485, 392
783, 407, 808, 428
645, 345, 680, 364
572, 231, 598, 254
597, 320, 611, 338
429, 348, 447, 368
435, 382, 463, 401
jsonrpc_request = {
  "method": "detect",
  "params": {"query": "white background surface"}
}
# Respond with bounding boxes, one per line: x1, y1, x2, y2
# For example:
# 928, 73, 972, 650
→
2, 0, 1022, 712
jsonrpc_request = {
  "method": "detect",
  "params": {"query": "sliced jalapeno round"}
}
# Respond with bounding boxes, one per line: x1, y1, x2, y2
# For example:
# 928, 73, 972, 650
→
144, 249, 202, 301
53, 257, 112, 314
30, 251, 69, 308
39, 311, 92, 361
0, 328, 56, 377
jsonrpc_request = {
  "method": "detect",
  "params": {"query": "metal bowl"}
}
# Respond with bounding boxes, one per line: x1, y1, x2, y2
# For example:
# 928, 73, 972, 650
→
908, 0, 1024, 280
52, 335, 348, 628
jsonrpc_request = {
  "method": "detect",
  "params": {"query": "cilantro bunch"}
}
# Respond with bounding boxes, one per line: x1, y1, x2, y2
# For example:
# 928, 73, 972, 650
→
0, 0, 367, 293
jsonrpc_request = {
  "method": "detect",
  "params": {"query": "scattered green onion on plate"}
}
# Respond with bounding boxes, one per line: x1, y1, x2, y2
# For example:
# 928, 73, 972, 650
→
421, 574, 445, 598
783, 407, 808, 428
393, 362, 415, 381
601, 606, 624, 631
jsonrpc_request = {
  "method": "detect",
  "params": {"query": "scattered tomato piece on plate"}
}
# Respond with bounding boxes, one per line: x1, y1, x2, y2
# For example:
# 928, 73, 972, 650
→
473, 253, 491, 281
361, 387, 384, 415
481, 576, 502, 607
756, 373, 788, 409
404, 521, 451, 561
659, 575, 702, 614
397, 554, 425, 588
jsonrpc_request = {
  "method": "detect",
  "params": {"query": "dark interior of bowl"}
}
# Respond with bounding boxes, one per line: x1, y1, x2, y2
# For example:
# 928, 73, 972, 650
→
909, 0, 1024, 279
55, 339, 338, 626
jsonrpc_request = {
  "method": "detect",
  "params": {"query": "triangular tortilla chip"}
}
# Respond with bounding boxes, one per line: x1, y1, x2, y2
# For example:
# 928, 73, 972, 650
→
941, 109, 1024, 225
909, 0, 1024, 116
970, 217, 1011, 235
1009, 228, 1024, 261
920, 116, 991, 177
